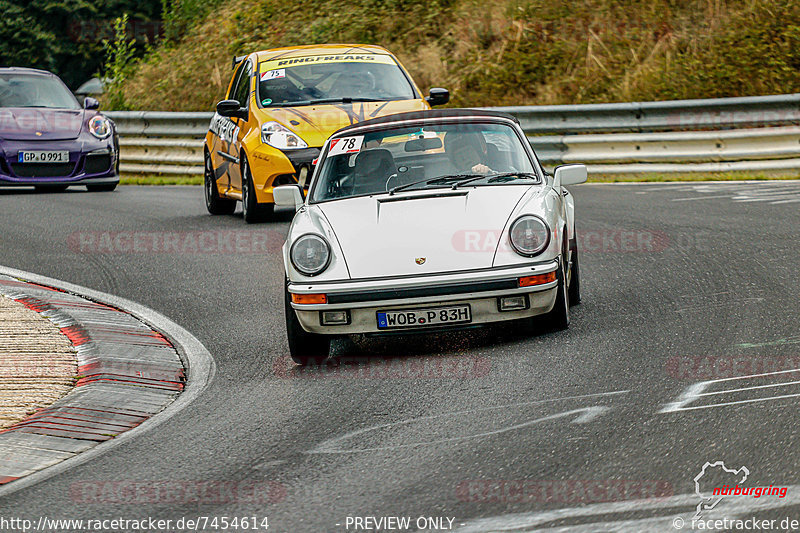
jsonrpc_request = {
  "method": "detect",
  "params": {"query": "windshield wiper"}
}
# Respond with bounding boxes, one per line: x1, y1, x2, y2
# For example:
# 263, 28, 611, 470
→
267, 97, 391, 108
389, 174, 477, 195
486, 172, 540, 183
451, 172, 540, 190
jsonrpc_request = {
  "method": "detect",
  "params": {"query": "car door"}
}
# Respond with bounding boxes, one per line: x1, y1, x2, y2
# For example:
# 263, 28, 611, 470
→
226, 59, 253, 194
212, 59, 250, 195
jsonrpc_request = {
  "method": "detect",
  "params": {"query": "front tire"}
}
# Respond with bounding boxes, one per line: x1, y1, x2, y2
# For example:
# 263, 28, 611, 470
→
241, 157, 273, 223
541, 257, 570, 331
285, 284, 331, 365
568, 237, 581, 306
204, 151, 235, 215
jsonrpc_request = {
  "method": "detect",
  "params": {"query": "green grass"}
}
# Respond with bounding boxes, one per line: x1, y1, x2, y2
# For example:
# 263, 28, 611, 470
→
113, 0, 800, 111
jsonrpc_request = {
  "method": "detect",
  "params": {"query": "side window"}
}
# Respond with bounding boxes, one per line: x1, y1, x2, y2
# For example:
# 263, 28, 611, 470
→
234, 61, 252, 109
227, 60, 247, 100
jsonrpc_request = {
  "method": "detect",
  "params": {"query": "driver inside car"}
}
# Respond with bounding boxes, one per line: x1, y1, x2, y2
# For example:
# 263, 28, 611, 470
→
444, 131, 494, 174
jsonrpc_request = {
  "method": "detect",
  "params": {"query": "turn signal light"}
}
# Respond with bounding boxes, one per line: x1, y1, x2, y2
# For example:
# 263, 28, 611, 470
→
291, 293, 327, 304
518, 271, 557, 287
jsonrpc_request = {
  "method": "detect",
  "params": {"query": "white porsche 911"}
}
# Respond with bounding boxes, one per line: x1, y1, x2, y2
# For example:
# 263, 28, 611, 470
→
274, 109, 586, 365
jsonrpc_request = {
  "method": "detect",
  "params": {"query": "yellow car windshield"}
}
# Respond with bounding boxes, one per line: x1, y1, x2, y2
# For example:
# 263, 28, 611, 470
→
257, 55, 415, 107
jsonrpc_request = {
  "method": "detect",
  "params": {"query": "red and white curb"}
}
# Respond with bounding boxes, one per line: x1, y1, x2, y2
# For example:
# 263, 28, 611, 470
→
0, 267, 215, 495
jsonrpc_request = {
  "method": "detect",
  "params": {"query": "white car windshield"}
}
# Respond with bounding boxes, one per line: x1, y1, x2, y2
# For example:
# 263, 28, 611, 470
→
257, 55, 415, 107
310, 122, 539, 202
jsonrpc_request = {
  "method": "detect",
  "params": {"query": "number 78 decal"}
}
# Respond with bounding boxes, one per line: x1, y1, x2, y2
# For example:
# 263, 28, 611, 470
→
328, 136, 363, 156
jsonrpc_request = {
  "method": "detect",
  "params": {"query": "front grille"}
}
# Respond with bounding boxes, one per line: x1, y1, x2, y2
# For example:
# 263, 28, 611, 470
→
10, 162, 76, 178
0, 158, 10, 175
84, 153, 112, 174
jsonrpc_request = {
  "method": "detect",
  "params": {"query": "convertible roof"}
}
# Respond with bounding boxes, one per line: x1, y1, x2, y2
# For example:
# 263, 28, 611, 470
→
334, 108, 520, 136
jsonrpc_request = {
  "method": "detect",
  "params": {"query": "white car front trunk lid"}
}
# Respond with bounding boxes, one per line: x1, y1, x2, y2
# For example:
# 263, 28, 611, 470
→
317, 186, 531, 279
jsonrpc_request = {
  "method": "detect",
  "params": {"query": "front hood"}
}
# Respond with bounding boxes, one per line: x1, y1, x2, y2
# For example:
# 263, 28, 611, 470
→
0, 108, 85, 141
317, 186, 532, 279
262, 99, 428, 147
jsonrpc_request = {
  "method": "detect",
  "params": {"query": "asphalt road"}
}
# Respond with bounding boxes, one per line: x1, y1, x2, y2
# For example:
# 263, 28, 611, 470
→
1, 181, 800, 532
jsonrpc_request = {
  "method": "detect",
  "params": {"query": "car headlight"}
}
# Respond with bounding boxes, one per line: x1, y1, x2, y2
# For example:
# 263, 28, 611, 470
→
509, 215, 550, 257
88, 115, 112, 139
290, 234, 331, 276
261, 121, 308, 150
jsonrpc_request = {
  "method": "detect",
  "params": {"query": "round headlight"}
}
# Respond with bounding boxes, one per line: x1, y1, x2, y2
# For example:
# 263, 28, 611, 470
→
509, 215, 550, 257
290, 234, 331, 276
88, 115, 112, 139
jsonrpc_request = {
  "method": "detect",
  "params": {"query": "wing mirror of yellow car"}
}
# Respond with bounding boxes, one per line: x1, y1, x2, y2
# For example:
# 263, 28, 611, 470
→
274, 184, 305, 211
425, 88, 450, 107
216, 99, 248, 120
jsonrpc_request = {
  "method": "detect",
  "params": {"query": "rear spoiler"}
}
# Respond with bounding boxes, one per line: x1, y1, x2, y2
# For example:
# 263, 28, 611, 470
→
232, 55, 247, 69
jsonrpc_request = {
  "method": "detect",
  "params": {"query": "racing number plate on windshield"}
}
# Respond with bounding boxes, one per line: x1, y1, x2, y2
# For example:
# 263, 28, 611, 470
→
377, 304, 471, 329
18, 151, 69, 163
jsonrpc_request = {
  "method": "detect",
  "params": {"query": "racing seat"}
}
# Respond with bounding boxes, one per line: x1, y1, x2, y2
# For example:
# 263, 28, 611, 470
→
352, 149, 396, 194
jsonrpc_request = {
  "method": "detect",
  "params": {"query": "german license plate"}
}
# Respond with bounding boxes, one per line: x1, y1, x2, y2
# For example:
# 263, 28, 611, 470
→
18, 151, 69, 163
377, 304, 471, 329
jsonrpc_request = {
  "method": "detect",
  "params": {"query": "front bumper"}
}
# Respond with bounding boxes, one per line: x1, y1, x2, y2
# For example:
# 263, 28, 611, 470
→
289, 260, 559, 335
0, 139, 119, 186
249, 145, 320, 204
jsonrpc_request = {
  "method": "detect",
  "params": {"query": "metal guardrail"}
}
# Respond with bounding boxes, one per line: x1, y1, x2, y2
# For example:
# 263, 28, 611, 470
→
107, 93, 800, 176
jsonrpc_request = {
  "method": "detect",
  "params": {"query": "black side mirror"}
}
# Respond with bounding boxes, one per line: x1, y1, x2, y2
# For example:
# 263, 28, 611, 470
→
216, 99, 248, 120
425, 88, 450, 107
84, 97, 100, 110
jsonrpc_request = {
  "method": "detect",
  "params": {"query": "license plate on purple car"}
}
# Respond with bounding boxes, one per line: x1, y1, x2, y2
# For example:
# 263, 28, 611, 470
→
18, 151, 69, 163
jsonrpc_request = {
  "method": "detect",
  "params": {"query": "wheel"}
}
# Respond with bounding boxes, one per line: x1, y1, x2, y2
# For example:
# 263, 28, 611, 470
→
86, 183, 116, 192
285, 284, 331, 365
540, 248, 570, 331
241, 157, 273, 223
34, 184, 68, 193
204, 151, 235, 215
568, 236, 581, 306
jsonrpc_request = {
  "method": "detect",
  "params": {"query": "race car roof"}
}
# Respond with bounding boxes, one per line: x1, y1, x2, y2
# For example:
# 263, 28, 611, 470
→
255, 44, 391, 63
333, 109, 521, 136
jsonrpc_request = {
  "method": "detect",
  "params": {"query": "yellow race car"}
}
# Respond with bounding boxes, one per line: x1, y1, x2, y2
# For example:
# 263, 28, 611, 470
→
204, 44, 449, 222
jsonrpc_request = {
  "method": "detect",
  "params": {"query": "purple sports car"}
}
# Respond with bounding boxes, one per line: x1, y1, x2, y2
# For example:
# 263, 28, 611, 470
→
0, 67, 119, 192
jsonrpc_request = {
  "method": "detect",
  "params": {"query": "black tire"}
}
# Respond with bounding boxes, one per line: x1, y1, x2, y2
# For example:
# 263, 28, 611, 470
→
86, 183, 116, 192
285, 284, 331, 365
241, 157, 274, 223
568, 237, 581, 306
204, 151, 235, 215
34, 184, 68, 193
541, 254, 570, 331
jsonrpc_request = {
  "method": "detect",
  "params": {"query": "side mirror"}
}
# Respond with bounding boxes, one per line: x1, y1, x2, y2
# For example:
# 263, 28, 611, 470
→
216, 99, 248, 120
274, 184, 304, 211
84, 97, 100, 110
425, 88, 449, 107
553, 164, 588, 188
